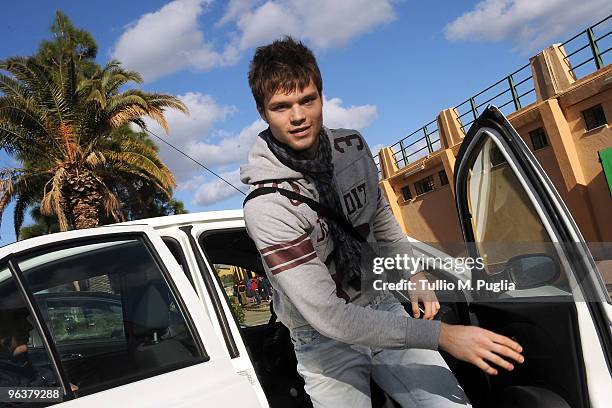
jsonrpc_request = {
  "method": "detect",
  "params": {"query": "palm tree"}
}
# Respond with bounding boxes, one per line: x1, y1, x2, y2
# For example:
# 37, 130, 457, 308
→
0, 56, 188, 233
18, 205, 59, 240
36, 10, 99, 80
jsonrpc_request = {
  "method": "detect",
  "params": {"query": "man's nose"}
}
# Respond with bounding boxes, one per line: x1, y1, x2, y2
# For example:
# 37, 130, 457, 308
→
290, 105, 306, 124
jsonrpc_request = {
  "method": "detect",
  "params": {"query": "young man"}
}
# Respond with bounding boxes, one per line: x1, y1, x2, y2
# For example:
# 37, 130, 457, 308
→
240, 37, 523, 408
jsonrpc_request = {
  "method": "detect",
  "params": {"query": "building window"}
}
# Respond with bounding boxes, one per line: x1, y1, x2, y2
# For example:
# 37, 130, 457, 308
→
529, 127, 548, 151
401, 186, 412, 201
414, 175, 435, 196
582, 104, 607, 131
439, 170, 449, 186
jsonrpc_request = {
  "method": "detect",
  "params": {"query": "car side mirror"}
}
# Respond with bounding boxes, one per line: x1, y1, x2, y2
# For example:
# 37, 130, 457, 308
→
506, 254, 559, 289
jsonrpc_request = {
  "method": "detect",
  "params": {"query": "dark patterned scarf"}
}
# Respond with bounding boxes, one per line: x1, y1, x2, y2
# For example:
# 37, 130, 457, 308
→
260, 128, 362, 301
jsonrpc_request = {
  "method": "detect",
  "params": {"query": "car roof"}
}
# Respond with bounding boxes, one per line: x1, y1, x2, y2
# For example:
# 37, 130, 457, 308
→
113, 209, 245, 229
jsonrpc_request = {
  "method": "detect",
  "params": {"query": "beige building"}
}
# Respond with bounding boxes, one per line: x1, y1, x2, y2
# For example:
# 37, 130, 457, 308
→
378, 44, 611, 259
216, 264, 251, 283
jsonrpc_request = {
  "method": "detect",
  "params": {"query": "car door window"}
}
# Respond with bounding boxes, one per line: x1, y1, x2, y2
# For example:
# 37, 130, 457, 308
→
42, 296, 125, 344
198, 229, 272, 327
0, 267, 61, 399
466, 138, 570, 295
161, 236, 195, 290
14, 237, 207, 397
214, 264, 272, 327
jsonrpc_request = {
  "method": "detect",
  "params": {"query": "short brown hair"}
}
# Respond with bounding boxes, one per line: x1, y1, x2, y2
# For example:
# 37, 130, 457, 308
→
248, 36, 323, 112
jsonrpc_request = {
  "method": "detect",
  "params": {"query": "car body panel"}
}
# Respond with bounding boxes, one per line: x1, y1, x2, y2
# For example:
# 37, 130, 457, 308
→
0, 224, 264, 407
120, 217, 270, 407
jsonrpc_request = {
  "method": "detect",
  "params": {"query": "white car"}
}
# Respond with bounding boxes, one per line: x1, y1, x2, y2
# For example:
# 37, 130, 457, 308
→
0, 106, 610, 407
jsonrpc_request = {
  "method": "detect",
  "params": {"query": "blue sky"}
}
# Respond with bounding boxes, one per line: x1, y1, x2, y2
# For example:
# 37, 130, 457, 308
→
1, 0, 610, 245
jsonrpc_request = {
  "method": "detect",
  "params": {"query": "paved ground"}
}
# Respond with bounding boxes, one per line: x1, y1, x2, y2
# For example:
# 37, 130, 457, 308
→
244, 302, 272, 326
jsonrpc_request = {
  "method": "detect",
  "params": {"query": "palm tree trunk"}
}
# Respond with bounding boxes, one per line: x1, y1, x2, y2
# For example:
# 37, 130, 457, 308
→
64, 167, 103, 229
72, 196, 100, 229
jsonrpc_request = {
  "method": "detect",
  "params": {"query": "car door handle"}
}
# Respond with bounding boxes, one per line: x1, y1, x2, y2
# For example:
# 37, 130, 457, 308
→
61, 353, 83, 359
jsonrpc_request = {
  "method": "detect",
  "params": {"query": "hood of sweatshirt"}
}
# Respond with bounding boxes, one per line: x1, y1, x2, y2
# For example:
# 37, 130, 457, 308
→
240, 128, 307, 185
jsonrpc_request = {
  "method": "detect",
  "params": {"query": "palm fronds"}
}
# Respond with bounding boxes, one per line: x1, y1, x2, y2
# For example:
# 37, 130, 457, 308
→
0, 55, 188, 233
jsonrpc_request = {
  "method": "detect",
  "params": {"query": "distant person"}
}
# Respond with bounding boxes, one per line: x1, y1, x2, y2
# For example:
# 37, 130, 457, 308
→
0, 310, 52, 387
260, 276, 271, 301
238, 281, 248, 306
256, 276, 264, 299
250, 278, 261, 305
233, 282, 242, 305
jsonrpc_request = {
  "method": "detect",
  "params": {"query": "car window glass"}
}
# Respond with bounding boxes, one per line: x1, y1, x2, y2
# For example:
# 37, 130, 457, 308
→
15, 237, 206, 397
588, 243, 612, 300
214, 264, 272, 327
44, 297, 125, 344
0, 266, 61, 399
197, 229, 272, 327
161, 237, 195, 290
466, 137, 571, 296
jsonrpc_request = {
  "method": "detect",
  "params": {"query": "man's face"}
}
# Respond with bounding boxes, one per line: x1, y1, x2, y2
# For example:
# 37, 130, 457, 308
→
260, 81, 323, 158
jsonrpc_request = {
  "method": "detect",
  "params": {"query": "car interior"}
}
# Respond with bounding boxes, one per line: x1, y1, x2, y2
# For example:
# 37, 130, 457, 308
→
199, 228, 588, 408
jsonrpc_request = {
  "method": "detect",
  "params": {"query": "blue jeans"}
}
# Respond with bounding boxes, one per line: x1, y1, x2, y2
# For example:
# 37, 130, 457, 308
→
289, 294, 471, 408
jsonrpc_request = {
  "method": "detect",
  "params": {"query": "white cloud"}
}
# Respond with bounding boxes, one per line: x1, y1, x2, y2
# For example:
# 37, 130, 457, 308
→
184, 118, 267, 169
323, 96, 377, 130
236, 0, 395, 50
237, 2, 301, 49
192, 169, 244, 205
445, 0, 610, 50
217, 0, 260, 27
143, 92, 238, 180
113, 0, 395, 82
112, 0, 237, 82
177, 175, 206, 192
158, 92, 236, 145
371, 144, 385, 156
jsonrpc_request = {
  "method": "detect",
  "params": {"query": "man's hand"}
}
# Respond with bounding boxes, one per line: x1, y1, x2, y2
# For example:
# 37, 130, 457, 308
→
407, 272, 440, 320
438, 323, 524, 375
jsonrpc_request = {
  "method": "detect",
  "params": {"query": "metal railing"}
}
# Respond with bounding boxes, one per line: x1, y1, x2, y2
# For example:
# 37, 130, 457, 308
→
454, 62, 535, 133
374, 14, 611, 176
389, 119, 441, 167
562, 14, 611, 77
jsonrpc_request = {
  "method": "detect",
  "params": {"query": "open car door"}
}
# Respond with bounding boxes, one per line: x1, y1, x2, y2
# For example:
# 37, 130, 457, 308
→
453, 106, 612, 408
0, 225, 263, 407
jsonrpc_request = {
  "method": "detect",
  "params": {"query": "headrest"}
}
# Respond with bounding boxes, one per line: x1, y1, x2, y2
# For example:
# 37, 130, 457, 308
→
133, 285, 169, 335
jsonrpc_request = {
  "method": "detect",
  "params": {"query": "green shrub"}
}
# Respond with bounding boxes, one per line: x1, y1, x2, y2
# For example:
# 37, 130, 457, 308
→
229, 295, 245, 324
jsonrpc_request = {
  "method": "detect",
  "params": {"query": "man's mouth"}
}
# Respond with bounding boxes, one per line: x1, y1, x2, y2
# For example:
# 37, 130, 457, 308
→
289, 125, 311, 136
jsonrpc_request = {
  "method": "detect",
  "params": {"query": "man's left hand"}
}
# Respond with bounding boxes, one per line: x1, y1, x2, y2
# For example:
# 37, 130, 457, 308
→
407, 272, 440, 320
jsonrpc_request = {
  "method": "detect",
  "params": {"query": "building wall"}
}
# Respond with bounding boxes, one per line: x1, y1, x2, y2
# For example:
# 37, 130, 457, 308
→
379, 46, 611, 255
399, 185, 463, 249
563, 84, 612, 241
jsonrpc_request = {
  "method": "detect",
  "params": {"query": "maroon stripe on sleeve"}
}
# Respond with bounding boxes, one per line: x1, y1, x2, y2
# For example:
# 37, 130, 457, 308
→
271, 252, 318, 275
260, 233, 309, 255
263, 238, 314, 269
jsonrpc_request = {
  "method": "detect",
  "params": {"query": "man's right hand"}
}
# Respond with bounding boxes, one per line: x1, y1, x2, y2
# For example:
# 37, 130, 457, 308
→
438, 323, 524, 375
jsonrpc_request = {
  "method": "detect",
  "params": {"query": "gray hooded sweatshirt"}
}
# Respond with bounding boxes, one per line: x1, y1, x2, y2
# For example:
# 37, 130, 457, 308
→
240, 127, 441, 350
